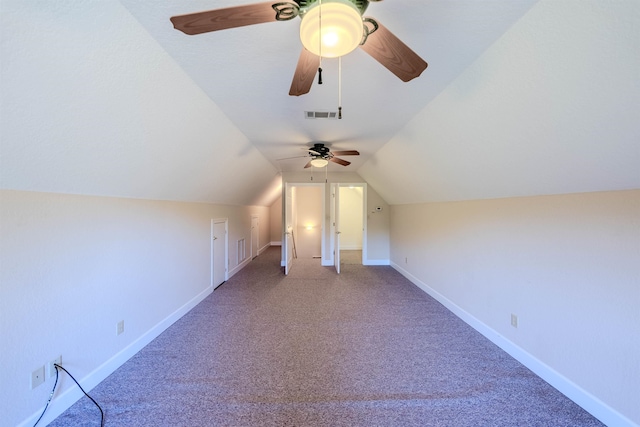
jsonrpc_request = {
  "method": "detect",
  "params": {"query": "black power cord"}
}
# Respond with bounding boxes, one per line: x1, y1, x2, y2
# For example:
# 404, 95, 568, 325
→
32, 364, 59, 426
33, 363, 105, 427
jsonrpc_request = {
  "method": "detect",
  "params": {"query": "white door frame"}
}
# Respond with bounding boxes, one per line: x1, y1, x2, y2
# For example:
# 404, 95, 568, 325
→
331, 183, 368, 266
283, 183, 293, 274
250, 215, 259, 259
332, 183, 341, 273
211, 218, 229, 288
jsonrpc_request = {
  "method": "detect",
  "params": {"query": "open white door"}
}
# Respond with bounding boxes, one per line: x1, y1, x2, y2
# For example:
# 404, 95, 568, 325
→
283, 183, 294, 275
332, 184, 341, 274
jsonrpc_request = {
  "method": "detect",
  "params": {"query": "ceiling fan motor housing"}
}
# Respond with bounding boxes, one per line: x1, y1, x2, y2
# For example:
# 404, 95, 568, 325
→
310, 143, 332, 158
295, 0, 370, 15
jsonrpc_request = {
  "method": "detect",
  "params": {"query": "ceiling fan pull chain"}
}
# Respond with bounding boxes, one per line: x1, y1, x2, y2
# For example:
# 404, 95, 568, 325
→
338, 56, 342, 119
318, 0, 323, 85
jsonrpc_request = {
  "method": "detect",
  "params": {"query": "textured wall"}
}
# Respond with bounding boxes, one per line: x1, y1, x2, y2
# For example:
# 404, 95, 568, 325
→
0, 190, 269, 426
270, 195, 283, 244
390, 190, 640, 425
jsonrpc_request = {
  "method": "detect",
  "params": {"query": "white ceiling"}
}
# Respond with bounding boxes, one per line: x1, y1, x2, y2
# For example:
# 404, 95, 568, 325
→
1, 0, 638, 206
118, 0, 540, 172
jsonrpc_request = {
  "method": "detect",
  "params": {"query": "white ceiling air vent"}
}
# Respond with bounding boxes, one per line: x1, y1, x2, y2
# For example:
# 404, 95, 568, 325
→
305, 111, 338, 119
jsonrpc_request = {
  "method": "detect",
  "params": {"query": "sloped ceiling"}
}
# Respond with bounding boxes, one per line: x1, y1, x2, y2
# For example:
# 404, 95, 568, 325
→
118, 0, 539, 174
1, 0, 278, 206
1, 0, 638, 206
360, 0, 640, 204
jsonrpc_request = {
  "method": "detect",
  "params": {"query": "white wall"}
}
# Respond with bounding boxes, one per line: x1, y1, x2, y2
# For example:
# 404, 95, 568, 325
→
270, 195, 283, 245
339, 187, 363, 250
0, 190, 269, 427
294, 186, 323, 259
282, 172, 390, 265
390, 190, 640, 426
365, 183, 390, 263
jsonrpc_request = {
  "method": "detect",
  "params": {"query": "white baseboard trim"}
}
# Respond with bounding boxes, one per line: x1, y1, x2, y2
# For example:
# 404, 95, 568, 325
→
340, 245, 363, 250
19, 285, 214, 427
363, 259, 390, 266
270, 241, 282, 246
229, 256, 251, 278
258, 243, 271, 255
390, 262, 637, 427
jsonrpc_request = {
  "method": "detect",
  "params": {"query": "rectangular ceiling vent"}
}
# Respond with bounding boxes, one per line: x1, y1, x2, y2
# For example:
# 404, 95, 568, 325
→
305, 111, 338, 120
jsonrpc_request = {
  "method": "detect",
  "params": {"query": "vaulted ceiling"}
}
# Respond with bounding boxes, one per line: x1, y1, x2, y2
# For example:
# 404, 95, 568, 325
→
1, 0, 638, 206
118, 0, 540, 174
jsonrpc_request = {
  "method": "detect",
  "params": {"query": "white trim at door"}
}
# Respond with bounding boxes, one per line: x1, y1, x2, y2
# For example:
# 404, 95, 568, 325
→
250, 215, 259, 259
329, 183, 368, 267
282, 182, 326, 272
211, 218, 228, 289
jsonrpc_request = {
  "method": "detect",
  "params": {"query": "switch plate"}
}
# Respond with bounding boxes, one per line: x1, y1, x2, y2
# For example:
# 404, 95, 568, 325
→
511, 314, 518, 328
31, 366, 45, 389
117, 320, 124, 335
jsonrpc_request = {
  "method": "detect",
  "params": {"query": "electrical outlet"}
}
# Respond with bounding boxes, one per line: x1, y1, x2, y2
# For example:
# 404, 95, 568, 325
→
511, 313, 518, 328
31, 366, 45, 389
48, 356, 62, 378
117, 320, 124, 336
405, 257, 408, 264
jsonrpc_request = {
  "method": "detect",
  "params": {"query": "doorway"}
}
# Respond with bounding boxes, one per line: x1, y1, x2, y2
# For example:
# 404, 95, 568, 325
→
331, 183, 367, 272
282, 183, 325, 275
339, 185, 365, 265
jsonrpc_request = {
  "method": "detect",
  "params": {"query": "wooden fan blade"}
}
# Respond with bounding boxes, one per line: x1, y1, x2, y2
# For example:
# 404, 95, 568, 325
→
330, 157, 351, 166
304, 161, 313, 169
170, 2, 279, 35
331, 150, 360, 156
290, 48, 320, 96
360, 20, 428, 82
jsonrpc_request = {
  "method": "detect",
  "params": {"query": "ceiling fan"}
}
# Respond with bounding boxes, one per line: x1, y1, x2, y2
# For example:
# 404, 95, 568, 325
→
280, 142, 360, 168
170, 0, 428, 96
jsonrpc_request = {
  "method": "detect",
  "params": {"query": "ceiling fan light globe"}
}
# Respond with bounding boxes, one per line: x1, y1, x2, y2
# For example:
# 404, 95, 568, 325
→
310, 157, 329, 168
322, 31, 340, 47
300, 0, 363, 58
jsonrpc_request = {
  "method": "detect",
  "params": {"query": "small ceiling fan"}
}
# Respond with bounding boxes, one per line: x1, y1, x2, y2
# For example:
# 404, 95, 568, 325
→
170, 0, 428, 96
279, 142, 360, 168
